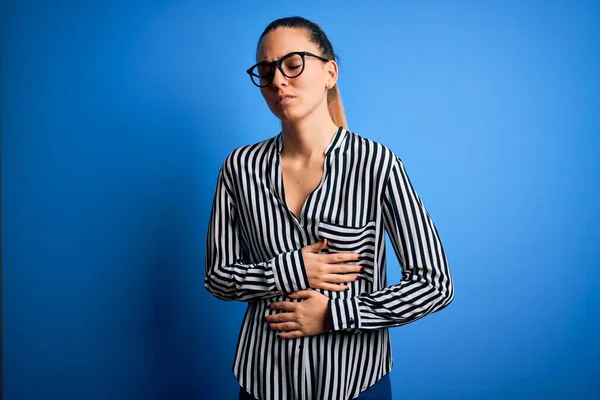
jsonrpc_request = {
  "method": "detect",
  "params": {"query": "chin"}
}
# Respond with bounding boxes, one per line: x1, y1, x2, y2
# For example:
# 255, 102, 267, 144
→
272, 108, 305, 124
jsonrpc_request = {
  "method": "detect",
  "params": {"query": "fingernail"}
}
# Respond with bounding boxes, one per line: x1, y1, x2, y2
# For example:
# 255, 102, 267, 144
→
360, 267, 364, 272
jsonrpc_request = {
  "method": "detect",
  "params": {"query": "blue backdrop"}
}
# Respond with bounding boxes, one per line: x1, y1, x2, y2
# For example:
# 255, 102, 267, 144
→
2, 1, 599, 399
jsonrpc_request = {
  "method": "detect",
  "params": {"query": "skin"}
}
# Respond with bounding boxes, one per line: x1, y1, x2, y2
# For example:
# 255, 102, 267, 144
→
256, 27, 363, 339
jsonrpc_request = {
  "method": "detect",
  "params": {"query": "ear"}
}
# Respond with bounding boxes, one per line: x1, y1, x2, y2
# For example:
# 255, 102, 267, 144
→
324, 59, 338, 89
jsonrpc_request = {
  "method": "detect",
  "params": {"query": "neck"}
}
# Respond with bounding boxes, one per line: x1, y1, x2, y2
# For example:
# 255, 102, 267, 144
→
280, 108, 339, 160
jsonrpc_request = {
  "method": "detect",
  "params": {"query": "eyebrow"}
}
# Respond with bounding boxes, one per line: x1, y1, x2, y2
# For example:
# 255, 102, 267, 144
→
256, 51, 299, 64
257, 56, 278, 64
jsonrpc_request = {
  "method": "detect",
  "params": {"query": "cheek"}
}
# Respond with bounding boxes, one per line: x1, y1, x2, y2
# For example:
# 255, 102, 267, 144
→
295, 75, 327, 106
259, 88, 271, 102
297, 71, 324, 92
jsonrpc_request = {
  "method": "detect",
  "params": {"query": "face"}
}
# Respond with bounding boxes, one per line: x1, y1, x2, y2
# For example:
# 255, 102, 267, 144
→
256, 27, 337, 123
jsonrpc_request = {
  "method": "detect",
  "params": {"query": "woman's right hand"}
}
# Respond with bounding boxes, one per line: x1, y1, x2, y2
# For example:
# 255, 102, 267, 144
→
301, 239, 363, 292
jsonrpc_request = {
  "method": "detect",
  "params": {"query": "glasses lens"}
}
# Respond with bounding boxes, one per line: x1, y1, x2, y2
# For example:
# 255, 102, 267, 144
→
281, 53, 304, 78
249, 63, 273, 87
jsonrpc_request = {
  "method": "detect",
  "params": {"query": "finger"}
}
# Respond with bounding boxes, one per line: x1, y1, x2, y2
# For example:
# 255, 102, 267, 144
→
264, 312, 295, 323
305, 238, 328, 253
269, 301, 297, 312
315, 283, 349, 292
323, 252, 361, 264
269, 322, 301, 332
322, 273, 361, 284
277, 330, 304, 339
327, 263, 364, 274
288, 290, 314, 299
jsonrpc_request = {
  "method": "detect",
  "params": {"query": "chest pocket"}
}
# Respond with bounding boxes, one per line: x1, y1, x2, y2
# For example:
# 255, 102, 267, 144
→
316, 219, 377, 285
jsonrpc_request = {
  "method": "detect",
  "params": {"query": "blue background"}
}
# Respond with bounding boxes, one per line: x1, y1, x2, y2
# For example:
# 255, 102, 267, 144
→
2, 1, 599, 399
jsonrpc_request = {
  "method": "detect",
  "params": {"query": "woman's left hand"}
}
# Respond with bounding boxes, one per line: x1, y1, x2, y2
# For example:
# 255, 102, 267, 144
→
265, 290, 330, 339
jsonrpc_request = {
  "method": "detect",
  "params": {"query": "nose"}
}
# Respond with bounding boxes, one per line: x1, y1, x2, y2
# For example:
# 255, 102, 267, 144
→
270, 65, 288, 89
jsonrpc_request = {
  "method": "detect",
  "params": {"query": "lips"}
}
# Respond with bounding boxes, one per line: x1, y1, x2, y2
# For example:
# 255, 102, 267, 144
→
276, 95, 295, 104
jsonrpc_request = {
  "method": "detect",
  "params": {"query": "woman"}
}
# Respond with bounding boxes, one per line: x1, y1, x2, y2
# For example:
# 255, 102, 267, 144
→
205, 16, 454, 400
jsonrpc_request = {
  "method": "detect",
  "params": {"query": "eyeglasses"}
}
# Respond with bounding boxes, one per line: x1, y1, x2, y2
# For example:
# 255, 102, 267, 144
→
246, 51, 330, 88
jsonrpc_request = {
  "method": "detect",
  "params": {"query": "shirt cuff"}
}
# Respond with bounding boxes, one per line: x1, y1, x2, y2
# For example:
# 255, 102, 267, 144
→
328, 297, 361, 332
271, 249, 310, 294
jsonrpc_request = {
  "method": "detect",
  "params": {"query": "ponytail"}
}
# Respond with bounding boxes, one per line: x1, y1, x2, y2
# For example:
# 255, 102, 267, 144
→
327, 84, 347, 129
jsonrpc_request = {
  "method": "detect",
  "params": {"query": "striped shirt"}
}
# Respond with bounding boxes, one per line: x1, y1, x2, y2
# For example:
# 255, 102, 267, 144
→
205, 126, 454, 400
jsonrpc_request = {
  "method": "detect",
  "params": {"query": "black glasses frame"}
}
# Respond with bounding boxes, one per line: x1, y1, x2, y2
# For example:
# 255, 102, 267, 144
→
246, 51, 330, 88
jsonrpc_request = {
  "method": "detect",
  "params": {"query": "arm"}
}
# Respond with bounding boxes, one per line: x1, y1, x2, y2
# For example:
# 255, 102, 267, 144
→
328, 156, 454, 331
204, 163, 310, 302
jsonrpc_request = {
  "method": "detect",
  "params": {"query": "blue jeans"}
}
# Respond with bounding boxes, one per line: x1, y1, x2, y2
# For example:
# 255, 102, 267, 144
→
238, 373, 392, 399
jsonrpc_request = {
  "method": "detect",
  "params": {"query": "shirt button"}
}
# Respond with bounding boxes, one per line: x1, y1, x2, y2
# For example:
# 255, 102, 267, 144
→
349, 318, 355, 325
299, 344, 303, 350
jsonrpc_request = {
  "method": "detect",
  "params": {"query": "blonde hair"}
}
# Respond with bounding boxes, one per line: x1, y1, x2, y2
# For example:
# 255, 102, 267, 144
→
327, 84, 347, 129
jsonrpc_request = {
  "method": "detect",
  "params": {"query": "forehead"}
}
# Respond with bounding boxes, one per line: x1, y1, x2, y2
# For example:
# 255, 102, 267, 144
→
257, 27, 320, 62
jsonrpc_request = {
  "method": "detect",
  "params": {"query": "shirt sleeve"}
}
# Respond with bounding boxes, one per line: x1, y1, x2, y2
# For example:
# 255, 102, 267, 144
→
204, 163, 310, 302
328, 156, 454, 331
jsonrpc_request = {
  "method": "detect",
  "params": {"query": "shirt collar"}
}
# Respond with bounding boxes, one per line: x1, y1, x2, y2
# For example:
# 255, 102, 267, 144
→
275, 126, 348, 156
